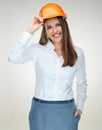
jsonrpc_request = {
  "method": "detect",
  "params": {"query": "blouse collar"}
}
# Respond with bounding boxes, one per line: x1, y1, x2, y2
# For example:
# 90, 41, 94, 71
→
46, 40, 55, 50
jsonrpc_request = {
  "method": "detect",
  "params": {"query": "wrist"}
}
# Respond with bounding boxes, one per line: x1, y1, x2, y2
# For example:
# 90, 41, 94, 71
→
25, 28, 35, 35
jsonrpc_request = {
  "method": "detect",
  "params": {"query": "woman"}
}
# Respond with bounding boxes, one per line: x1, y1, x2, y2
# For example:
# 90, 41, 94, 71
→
8, 3, 87, 130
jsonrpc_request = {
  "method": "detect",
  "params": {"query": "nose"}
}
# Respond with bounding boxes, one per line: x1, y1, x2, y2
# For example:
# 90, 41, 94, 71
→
53, 27, 58, 33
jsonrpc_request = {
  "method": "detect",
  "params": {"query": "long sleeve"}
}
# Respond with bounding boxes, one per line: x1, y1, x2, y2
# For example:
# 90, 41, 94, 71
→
75, 48, 88, 112
8, 31, 33, 64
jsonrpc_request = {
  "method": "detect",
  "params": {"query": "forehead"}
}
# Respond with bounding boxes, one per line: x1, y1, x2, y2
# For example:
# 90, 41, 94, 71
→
45, 17, 59, 25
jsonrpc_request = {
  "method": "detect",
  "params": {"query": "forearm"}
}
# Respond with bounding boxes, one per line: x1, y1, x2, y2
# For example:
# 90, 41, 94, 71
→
76, 81, 88, 112
8, 31, 32, 64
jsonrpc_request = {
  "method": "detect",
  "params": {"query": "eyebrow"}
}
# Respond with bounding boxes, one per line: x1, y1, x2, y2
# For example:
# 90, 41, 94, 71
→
46, 22, 61, 27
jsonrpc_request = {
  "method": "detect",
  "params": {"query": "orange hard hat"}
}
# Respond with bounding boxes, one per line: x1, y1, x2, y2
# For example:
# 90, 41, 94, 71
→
39, 3, 67, 19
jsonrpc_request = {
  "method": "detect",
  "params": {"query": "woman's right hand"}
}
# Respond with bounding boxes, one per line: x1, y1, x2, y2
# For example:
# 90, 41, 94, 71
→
26, 16, 44, 35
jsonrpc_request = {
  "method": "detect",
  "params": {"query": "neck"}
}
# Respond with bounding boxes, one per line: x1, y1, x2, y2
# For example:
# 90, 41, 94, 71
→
53, 42, 62, 51
52, 42, 63, 56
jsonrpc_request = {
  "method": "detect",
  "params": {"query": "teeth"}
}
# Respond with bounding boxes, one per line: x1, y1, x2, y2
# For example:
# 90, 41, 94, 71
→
54, 35, 59, 36
53, 34, 61, 37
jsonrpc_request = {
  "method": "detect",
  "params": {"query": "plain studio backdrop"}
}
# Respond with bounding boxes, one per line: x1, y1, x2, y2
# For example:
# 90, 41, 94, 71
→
0, 0, 102, 130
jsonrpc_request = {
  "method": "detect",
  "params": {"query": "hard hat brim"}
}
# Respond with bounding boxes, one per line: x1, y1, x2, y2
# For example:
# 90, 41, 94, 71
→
42, 13, 67, 19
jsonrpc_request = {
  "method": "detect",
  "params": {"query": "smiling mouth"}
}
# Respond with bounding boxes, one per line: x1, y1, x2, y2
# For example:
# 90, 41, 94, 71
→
53, 33, 62, 38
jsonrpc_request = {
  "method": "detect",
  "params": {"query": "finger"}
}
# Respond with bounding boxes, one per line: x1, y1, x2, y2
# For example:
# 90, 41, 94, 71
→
34, 16, 43, 22
32, 19, 42, 26
74, 111, 79, 117
74, 109, 82, 117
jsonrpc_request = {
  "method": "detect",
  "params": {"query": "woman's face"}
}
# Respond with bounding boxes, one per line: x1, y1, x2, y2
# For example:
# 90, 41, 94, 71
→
44, 17, 63, 44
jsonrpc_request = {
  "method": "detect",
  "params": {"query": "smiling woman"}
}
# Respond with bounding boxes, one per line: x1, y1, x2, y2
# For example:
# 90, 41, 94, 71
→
42, 17, 63, 56
8, 2, 87, 130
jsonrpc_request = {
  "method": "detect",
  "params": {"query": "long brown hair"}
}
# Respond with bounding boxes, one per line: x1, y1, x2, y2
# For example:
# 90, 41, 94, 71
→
39, 16, 78, 67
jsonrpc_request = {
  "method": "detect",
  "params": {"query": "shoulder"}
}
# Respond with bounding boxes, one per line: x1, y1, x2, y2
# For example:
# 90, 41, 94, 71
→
29, 43, 43, 50
74, 46, 84, 57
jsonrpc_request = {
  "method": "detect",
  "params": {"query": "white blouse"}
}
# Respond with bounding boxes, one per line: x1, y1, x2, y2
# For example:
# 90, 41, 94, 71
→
8, 31, 87, 111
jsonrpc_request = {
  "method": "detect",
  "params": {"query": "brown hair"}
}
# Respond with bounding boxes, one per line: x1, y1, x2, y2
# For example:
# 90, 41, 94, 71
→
39, 16, 78, 67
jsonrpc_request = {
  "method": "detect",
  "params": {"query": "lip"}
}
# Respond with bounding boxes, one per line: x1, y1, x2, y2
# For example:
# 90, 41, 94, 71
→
53, 33, 62, 38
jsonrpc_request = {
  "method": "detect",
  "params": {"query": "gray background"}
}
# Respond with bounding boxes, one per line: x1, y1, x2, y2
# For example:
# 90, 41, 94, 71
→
0, 0, 102, 130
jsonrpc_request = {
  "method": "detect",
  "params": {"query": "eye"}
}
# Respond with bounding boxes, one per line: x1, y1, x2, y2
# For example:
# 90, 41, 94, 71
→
56, 23, 61, 27
46, 26, 52, 30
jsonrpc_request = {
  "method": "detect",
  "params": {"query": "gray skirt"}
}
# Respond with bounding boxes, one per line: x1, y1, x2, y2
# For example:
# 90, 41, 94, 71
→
29, 97, 81, 130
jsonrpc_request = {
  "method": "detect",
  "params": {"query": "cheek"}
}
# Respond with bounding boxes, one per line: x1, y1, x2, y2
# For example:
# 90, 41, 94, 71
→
46, 31, 52, 37
59, 27, 62, 32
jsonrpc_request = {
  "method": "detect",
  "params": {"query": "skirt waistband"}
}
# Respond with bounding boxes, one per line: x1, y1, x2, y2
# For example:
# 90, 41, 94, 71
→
33, 97, 74, 104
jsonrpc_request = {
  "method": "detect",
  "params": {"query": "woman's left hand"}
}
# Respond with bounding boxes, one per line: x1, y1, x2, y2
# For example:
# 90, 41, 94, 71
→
74, 109, 82, 117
